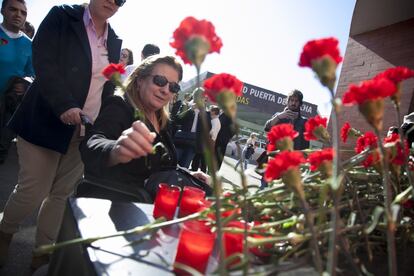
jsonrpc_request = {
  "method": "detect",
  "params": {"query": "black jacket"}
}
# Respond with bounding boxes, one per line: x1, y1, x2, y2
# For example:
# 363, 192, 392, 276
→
80, 96, 178, 195
8, 5, 122, 154
264, 111, 309, 150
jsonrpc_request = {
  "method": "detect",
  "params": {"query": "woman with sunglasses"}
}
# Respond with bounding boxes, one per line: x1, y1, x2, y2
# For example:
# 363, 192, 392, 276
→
78, 55, 210, 202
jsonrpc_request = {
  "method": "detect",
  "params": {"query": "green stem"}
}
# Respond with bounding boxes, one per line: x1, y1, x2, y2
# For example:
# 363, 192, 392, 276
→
327, 89, 342, 276
375, 129, 398, 276
195, 65, 227, 276
35, 212, 201, 255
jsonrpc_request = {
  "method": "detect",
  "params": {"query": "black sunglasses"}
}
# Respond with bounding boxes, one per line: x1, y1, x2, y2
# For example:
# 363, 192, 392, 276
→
114, 0, 126, 7
151, 75, 181, 94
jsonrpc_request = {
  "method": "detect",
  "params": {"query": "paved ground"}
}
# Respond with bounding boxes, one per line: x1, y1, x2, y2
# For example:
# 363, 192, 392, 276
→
0, 142, 261, 275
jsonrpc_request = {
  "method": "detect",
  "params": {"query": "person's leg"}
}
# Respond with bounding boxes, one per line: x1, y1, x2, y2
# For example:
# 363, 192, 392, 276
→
0, 137, 60, 265
259, 176, 268, 190
191, 153, 201, 171
35, 137, 83, 247
0, 109, 17, 163
0, 137, 60, 234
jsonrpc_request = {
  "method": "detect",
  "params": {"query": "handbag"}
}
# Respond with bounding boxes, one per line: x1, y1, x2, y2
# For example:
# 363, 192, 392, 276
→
145, 167, 213, 200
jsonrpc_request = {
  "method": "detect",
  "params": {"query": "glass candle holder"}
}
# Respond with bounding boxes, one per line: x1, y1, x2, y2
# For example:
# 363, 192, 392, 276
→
174, 220, 216, 274
153, 183, 181, 220
178, 186, 206, 217
223, 221, 250, 266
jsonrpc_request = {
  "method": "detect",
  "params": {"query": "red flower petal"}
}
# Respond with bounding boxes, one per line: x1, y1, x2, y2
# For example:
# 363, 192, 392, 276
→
203, 73, 243, 103
265, 151, 305, 181
342, 78, 397, 105
170, 16, 223, 65
299, 37, 343, 68
102, 63, 126, 80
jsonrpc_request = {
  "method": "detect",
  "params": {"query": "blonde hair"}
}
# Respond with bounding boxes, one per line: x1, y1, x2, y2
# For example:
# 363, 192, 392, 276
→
122, 55, 183, 130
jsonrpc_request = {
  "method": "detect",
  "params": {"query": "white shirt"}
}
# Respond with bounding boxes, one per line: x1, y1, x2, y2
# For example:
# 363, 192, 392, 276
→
121, 64, 137, 82
210, 117, 221, 141
190, 109, 200, 133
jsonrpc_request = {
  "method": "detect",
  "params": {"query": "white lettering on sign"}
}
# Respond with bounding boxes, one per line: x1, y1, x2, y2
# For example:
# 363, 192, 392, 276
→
249, 88, 276, 102
242, 86, 249, 94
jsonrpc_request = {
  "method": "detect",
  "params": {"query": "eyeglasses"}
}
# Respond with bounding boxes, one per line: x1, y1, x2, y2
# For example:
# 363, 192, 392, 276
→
114, 0, 126, 7
151, 75, 181, 94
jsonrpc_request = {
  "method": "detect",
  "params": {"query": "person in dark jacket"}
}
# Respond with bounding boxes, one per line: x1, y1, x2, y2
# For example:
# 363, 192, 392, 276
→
214, 112, 236, 169
78, 55, 209, 202
0, 0, 123, 269
259, 89, 309, 190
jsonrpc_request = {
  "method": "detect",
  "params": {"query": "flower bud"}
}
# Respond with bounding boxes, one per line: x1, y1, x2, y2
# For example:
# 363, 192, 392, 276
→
358, 99, 384, 131
185, 36, 211, 68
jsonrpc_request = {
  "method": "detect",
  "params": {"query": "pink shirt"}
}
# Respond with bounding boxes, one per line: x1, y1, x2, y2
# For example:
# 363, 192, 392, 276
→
81, 6, 110, 127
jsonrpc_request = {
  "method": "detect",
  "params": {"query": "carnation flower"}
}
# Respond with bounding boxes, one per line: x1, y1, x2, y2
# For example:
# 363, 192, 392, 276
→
102, 63, 126, 86
374, 66, 414, 85
203, 73, 243, 120
307, 148, 334, 177
0, 38, 8, 45
265, 151, 305, 182
355, 132, 380, 168
170, 16, 223, 67
342, 78, 396, 105
304, 115, 330, 142
383, 133, 408, 166
340, 122, 351, 143
342, 78, 396, 131
340, 122, 362, 143
374, 66, 414, 106
267, 124, 298, 152
299, 37, 343, 90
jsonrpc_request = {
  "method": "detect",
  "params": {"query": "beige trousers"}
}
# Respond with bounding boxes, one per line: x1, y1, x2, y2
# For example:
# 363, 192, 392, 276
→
0, 134, 83, 246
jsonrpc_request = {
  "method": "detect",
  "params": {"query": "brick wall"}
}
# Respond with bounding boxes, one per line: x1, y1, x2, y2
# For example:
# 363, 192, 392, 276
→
332, 18, 414, 159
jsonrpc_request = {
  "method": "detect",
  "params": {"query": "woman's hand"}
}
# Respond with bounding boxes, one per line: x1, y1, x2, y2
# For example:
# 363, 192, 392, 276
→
108, 121, 156, 166
190, 171, 211, 186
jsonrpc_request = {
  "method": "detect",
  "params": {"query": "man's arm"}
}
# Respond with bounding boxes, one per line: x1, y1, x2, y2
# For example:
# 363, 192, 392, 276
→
32, 6, 79, 117
264, 113, 281, 132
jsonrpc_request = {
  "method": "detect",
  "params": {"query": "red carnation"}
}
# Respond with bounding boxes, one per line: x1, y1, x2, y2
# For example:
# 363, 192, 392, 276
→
265, 151, 305, 182
374, 66, 414, 85
0, 38, 8, 45
342, 78, 396, 105
307, 148, 334, 172
355, 132, 380, 168
343, 78, 396, 131
267, 124, 298, 152
102, 63, 126, 80
383, 133, 408, 166
340, 122, 351, 143
304, 115, 329, 142
203, 73, 243, 102
374, 66, 414, 106
203, 73, 243, 120
299, 37, 343, 67
170, 16, 223, 66
299, 37, 343, 90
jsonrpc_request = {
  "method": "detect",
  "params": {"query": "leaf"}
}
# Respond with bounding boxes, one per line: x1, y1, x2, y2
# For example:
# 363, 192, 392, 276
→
364, 206, 384, 234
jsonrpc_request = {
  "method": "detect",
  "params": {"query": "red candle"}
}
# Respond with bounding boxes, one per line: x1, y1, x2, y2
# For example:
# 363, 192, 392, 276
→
223, 221, 250, 266
178, 186, 206, 217
153, 183, 181, 220
174, 220, 216, 274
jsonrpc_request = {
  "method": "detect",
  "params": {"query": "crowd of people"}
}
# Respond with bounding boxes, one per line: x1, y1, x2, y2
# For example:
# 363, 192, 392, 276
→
0, 0, 235, 271
1, 0, 413, 273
